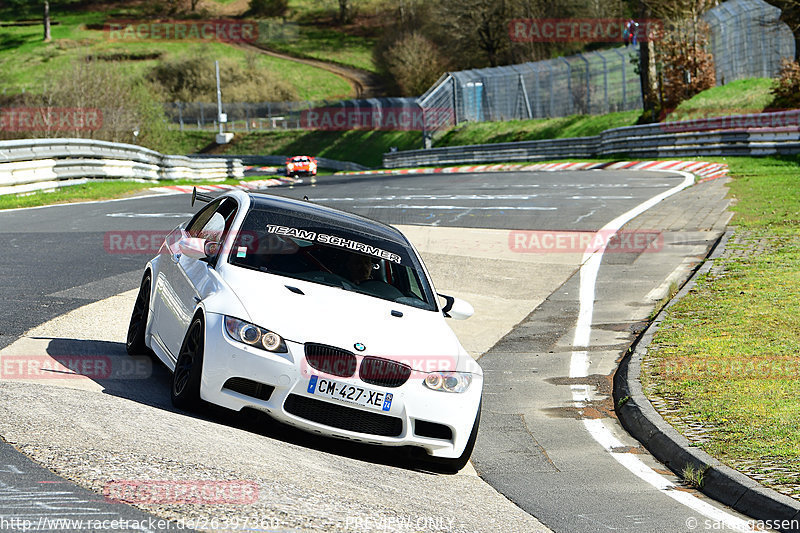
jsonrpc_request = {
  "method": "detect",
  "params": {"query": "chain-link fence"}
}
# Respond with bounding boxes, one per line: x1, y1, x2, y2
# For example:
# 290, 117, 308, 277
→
418, 46, 643, 132
703, 0, 796, 85
163, 98, 421, 131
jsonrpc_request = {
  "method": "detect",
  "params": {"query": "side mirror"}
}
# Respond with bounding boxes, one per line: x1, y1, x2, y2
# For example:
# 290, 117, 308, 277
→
179, 237, 217, 260
438, 293, 474, 320
204, 241, 220, 257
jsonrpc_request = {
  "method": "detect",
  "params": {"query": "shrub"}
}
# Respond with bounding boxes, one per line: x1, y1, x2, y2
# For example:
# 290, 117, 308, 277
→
657, 21, 716, 109
0, 60, 172, 150
248, 0, 288, 18
770, 59, 800, 110
383, 32, 447, 97
148, 55, 298, 103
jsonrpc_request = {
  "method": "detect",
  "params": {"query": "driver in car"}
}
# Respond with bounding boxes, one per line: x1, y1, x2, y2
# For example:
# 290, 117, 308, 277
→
342, 253, 375, 284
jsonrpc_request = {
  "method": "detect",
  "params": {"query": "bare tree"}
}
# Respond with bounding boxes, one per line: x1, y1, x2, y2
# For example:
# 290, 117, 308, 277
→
43, 1, 51, 42
385, 32, 449, 96
637, 0, 717, 120
767, 0, 800, 58
338, 0, 352, 24
433, 0, 513, 68
638, 0, 660, 122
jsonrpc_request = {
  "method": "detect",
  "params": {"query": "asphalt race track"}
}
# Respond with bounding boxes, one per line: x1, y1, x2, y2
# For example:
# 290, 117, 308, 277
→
0, 170, 757, 532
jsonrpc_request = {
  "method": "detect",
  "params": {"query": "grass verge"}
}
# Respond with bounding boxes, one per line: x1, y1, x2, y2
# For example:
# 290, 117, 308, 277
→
0, 181, 157, 210
433, 111, 641, 146
0, 11, 351, 101
0, 175, 289, 210
266, 25, 378, 73
641, 155, 800, 497
206, 129, 422, 167
665, 78, 775, 121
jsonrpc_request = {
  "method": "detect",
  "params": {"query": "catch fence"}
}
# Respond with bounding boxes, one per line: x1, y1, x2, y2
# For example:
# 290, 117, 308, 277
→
417, 46, 643, 132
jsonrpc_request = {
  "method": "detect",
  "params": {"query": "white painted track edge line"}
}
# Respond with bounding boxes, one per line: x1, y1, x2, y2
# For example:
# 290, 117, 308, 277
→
569, 170, 756, 532
0, 190, 182, 214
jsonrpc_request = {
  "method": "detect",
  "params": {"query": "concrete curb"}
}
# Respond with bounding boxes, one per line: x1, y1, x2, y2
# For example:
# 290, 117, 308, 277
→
148, 176, 300, 195
614, 229, 800, 532
337, 160, 729, 181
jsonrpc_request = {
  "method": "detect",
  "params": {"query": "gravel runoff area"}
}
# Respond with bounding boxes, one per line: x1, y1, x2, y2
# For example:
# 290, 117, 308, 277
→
0, 225, 559, 532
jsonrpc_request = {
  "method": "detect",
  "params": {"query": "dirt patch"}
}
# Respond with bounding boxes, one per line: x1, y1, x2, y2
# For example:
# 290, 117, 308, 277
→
543, 374, 617, 420
542, 403, 611, 420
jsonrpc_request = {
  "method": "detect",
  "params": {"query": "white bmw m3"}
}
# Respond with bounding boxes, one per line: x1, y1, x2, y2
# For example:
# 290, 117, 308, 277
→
126, 189, 482, 471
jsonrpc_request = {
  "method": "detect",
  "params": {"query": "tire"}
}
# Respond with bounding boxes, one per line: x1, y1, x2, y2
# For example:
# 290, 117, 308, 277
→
126, 274, 152, 355
171, 317, 205, 411
424, 399, 482, 474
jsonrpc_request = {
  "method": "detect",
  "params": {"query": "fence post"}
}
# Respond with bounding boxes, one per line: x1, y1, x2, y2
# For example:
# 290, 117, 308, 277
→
532, 64, 540, 118
578, 53, 590, 115
595, 51, 608, 114
548, 61, 555, 118
560, 57, 572, 115
613, 48, 627, 110
451, 76, 459, 125
519, 73, 532, 119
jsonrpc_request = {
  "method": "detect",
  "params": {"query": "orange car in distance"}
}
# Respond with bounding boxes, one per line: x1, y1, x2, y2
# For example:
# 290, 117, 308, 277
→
285, 155, 318, 177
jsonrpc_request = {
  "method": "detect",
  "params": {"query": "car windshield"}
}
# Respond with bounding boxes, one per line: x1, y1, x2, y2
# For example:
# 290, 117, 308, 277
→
228, 208, 437, 311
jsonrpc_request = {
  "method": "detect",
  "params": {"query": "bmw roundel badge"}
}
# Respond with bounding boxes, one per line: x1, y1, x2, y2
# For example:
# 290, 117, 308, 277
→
354, 342, 366, 352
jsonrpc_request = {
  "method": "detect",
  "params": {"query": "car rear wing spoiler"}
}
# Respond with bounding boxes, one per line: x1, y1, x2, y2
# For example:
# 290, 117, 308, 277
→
191, 187, 214, 206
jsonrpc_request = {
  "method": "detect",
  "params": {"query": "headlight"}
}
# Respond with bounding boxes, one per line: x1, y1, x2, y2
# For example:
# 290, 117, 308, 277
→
224, 316, 287, 353
423, 372, 472, 393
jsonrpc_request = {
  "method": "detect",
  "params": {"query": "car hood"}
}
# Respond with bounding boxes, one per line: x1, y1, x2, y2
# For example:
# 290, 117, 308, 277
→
223, 268, 469, 372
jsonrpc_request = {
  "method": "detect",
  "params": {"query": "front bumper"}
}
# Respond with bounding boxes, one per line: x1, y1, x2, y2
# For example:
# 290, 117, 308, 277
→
200, 313, 482, 459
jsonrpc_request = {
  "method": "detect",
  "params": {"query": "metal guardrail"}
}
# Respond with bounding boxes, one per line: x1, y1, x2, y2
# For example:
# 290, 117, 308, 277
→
0, 138, 244, 188
384, 137, 598, 167
383, 111, 800, 168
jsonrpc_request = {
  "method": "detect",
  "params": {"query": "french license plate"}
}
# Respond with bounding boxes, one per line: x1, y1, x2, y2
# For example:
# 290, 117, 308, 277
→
307, 375, 393, 412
